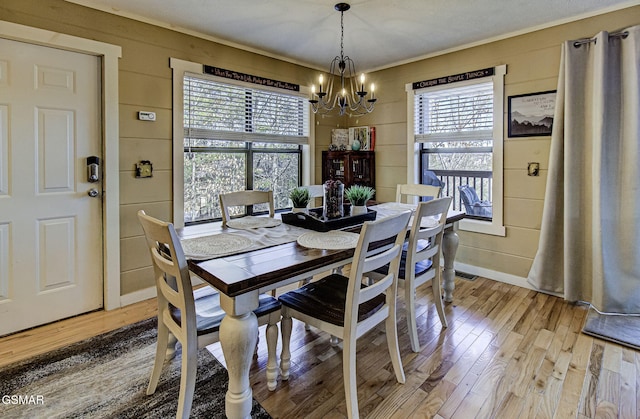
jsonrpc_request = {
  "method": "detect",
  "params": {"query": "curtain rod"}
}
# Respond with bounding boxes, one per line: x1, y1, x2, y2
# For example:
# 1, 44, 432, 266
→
573, 31, 629, 48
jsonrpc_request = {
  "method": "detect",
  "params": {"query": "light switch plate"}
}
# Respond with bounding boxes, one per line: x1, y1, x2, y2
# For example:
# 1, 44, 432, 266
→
138, 111, 156, 121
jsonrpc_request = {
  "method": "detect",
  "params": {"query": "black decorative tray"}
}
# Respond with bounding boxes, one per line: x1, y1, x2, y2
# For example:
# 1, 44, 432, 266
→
281, 206, 376, 232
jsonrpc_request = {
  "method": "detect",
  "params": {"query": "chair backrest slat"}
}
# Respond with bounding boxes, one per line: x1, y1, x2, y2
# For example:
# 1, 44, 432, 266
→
396, 183, 441, 204
219, 190, 275, 226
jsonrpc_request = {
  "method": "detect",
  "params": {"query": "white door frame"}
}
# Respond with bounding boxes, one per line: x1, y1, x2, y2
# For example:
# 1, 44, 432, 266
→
0, 20, 122, 310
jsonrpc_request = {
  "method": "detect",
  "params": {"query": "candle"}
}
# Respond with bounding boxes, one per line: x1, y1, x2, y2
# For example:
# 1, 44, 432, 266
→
360, 73, 365, 91
371, 83, 375, 99
340, 88, 347, 107
319, 74, 324, 93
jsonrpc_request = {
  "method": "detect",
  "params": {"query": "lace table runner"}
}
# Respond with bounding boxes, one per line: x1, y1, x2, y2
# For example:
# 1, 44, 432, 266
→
182, 207, 442, 261
181, 223, 309, 261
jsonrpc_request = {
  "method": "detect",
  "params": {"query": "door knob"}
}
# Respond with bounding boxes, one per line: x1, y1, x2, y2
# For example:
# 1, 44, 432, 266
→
87, 188, 99, 198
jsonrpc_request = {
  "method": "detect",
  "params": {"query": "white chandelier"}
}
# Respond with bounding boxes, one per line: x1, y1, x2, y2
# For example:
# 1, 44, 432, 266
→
309, 3, 376, 116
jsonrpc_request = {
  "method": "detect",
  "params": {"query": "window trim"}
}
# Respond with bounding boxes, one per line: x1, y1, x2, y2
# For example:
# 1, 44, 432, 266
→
405, 65, 506, 236
171, 58, 314, 228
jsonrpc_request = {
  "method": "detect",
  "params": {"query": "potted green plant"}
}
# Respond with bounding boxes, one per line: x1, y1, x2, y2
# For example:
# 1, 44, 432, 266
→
344, 184, 375, 215
289, 187, 310, 213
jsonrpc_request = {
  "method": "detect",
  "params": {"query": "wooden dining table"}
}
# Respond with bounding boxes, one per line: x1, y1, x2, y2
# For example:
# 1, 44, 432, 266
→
182, 204, 464, 419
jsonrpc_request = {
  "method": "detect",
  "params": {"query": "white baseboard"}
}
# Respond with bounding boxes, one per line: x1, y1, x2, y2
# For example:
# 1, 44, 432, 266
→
453, 262, 564, 298
119, 286, 156, 306
454, 262, 536, 291
118, 274, 206, 307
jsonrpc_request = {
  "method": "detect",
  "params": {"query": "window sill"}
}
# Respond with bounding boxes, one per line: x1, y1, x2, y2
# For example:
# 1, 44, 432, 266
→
459, 218, 506, 236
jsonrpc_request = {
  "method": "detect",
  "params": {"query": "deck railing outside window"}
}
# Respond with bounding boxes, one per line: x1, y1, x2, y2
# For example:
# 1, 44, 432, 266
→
424, 169, 492, 216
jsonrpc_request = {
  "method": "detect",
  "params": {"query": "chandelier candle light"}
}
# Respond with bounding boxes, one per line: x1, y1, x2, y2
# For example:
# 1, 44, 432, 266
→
309, 3, 377, 116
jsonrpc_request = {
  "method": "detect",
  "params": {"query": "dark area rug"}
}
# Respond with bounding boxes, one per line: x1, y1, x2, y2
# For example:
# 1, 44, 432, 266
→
0, 318, 271, 419
582, 306, 640, 350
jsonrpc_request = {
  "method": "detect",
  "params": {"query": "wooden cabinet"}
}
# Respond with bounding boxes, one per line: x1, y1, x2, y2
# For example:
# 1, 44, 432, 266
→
322, 150, 375, 191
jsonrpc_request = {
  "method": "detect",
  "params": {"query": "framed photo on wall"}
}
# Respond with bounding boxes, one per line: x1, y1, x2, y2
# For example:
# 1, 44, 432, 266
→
508, 90, 556, 137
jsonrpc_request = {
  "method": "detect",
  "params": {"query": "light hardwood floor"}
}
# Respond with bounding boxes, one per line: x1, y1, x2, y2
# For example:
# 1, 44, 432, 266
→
2, 276, 638, 418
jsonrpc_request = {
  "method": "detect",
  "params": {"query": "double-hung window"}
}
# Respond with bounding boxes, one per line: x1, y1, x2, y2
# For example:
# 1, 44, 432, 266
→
171, 59, 311, 226
407, 65, 506, 235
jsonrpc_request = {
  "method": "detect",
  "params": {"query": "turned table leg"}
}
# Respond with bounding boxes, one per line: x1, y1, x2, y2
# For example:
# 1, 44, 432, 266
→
219, 293, 259, 419
441, 225, 459, 303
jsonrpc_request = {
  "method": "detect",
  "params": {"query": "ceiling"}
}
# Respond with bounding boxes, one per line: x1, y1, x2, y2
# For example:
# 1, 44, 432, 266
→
66, 0, 637, 72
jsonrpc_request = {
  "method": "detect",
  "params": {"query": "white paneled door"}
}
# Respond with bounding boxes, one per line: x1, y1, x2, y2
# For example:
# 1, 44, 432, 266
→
0, 38, 103, 336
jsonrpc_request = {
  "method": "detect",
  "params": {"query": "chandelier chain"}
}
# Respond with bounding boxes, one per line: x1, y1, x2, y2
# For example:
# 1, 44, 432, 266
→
340, 9, 344, 63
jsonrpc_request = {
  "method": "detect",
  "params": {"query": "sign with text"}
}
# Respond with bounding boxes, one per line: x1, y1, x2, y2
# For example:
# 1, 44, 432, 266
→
412, 67, 494, 90
203, 65, 300, 92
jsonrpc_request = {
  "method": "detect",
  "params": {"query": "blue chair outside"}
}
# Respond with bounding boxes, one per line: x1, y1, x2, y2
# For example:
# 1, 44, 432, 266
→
458, 185, 492, 217
423, 170, 445, 189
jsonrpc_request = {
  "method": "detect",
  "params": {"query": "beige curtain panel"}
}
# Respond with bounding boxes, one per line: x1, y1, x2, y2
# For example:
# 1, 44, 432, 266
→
528, 25, 640, 314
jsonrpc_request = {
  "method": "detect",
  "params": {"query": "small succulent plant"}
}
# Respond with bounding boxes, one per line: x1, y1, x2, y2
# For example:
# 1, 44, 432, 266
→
344, 185, 375, 206
289, 187, 310, 208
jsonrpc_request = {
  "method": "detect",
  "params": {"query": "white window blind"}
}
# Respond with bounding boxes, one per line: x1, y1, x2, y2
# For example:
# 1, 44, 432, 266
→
184, 73, 309, 144
414, 81, 493, 143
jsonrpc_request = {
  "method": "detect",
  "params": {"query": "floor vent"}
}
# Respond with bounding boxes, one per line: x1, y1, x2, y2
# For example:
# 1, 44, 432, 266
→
455, 271, 478, 281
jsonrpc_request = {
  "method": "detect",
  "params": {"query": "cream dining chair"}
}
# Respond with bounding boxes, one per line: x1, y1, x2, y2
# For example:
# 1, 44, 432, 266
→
399, 196, 452, 352
219, 189, 278, 297
375, 189, 451, 352
278, 211, 412, 419
396, 183, 441, 203
219, 190, 275, 227
295, 184, 342, 333
295, 184, 340, 331
137, 210, 282, 419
